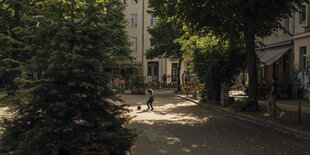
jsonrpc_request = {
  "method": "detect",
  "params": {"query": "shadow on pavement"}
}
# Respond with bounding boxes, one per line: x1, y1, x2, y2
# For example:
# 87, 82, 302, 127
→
125, 95, 310, 155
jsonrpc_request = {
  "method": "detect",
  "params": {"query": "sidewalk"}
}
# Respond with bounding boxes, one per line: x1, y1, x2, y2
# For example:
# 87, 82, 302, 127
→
256, 99, 310, 133
178, 95, 310, 141
259, 99, 310, 113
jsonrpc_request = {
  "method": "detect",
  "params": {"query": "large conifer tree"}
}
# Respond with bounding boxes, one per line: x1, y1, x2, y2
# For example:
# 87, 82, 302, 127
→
0, 0, 135, 154
0, 0, 32, 95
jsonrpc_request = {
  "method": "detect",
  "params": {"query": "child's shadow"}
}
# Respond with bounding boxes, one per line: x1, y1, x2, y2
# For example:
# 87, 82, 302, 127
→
136, 110, 149, 113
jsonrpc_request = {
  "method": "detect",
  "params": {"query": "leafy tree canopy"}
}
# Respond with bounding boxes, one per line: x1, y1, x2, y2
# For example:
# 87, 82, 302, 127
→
178, 34, 246, 100
146, 18, 185, 60
0, 0, 135, 154
146, 19, 186, 92
148, 0, 308, 103
0, 0, 36, 94
149, 0, 307, 37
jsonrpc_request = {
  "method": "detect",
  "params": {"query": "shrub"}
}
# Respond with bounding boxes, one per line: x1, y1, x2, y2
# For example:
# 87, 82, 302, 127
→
232, 99, 260, 112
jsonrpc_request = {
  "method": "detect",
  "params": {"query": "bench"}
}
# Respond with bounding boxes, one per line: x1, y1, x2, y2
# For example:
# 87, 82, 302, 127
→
181, 84, 193, 96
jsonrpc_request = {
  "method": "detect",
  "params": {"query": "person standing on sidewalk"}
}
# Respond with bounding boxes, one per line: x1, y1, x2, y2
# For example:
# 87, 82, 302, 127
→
264, 75, 285, 117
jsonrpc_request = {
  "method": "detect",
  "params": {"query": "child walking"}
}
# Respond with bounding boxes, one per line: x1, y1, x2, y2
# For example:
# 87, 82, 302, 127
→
147, 89, 154, 110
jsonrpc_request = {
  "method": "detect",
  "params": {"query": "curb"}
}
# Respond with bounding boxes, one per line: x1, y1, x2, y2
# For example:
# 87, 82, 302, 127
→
178, 95, 310, 142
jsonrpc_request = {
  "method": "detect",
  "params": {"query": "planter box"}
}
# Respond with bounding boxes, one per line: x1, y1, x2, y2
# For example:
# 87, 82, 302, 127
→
131, 86, 145, 95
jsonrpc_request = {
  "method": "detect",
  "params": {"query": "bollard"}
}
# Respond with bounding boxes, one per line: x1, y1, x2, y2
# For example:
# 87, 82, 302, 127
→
298, 102, 302, 126
273, 98, 276, 119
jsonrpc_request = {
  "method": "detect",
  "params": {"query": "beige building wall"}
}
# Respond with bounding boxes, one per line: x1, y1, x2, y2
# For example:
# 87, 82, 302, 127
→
293, 3, 308, 36
257, 17, 294, 81
293, 3, 310, 72
257, 9, 298, 98
142, 0, 166, 83
124, 0, 171, 84
294, 34, 310, 71
259, 3, 310, 99
125, 1, 143, 63
260, 2, 309, 46
123, 0, 190, 85
259, 18, 294, 46
259, 3, 310, 71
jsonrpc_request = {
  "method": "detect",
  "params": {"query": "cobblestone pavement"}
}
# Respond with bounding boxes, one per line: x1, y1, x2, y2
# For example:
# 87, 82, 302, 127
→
123, 92, 310, 155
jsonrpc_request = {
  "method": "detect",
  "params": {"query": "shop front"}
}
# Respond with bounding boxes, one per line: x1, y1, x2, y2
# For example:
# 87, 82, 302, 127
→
257, 41, 294, 99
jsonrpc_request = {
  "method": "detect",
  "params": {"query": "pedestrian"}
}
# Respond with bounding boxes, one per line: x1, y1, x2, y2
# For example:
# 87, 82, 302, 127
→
264, 75, 285, 117
146, 89, 154, 110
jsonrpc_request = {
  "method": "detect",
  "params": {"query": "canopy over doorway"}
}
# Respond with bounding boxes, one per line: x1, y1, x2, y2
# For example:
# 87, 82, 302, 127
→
257, 47, 291, 65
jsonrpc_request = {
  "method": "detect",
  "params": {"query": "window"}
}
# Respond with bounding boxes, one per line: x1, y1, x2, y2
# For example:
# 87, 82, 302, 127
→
130, 14, 137, 26
299, 5, 306, 23
284, 17, 290, 30
147, 62, 159, 82
283, 53, 290, 78
172, 63, 179, 83
148, 66, 152, 76
130, 37, 137, 51
131, 0, 137, 4
150, 18, 156, 26
300, 47, 307, 71
154, 66, 158, 76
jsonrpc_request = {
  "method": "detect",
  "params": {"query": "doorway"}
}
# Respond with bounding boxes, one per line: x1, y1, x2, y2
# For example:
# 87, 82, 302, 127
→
147, 62, 159, 84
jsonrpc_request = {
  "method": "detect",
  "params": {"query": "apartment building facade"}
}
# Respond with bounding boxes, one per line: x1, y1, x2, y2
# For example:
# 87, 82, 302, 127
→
117, 0, 186, 86
258, 2, 310, 99
294, 4, 310, 73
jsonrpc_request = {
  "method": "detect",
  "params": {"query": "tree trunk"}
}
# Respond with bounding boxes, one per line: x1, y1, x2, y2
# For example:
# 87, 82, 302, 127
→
6, 70, 17, 95
244, 31, 258, 105
192, 77, 197, 99
177, 59, 182, 92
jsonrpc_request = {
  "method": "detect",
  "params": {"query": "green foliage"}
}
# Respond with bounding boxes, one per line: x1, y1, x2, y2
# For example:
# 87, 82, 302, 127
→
149, 0, 307, 38
146, 19, 185, 60
179, 35, 246, 101
232, 99, 260, 112
148, 0, 308, 103
130, 75, 145, 88
0, 0, 33, 94
146, 19, 186, 92
0, 0, 135, 154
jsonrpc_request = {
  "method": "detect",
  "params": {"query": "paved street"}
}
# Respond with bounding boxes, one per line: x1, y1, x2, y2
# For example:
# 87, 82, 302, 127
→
123, 91, 310, 155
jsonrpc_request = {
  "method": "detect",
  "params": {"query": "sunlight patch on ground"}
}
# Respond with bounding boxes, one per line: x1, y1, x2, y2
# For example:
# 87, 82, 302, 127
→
0, 107, 11, 135
192, 144, 198, 148
181, 148, 191, 153
139, 127, 172, 143
0, 107, 13, 121
129, 101, 209, 125
159, 149, 168, 154
165, 137, 181, 145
